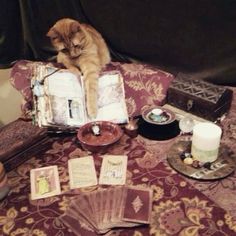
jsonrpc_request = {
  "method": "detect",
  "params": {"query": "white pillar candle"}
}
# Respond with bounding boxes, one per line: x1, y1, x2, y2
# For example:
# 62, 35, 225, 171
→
191, 122, 222, 163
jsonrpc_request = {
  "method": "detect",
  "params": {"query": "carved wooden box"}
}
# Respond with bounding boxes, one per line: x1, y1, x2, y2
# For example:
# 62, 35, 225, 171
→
167, 74, 233, 121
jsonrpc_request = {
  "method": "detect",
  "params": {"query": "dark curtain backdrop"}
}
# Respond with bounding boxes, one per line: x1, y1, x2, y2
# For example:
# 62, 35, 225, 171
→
0, 0, 236, 85
0, 1, 23, 68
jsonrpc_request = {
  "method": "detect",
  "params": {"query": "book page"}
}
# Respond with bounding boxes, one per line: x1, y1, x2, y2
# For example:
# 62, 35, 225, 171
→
33, 65, 86, 127
95, 72, 129, 124
45, 69, 83, 98
68, 156, 98, 189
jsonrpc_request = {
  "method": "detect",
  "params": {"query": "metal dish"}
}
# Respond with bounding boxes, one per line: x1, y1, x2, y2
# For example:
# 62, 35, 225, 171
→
77, 121, 123, 153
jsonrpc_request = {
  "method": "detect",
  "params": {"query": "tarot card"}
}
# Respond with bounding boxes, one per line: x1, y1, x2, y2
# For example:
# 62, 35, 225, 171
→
99, 155, 128, 185
109, 186, 139, 228
71, 194, 97, 230
97, 189, 106, 229
117, 186, 126, 220
101, 189, 113, 229
110, 186, 122, 224
122, 185, 153, 224
65, 205, 79, 220
87, 191, 97, 221
30, 165, 61, 200
104, 188, 114, 226
89, 190, 100, 226
83, 193, 98, 226
60, 213, 96, 236
68, 156, 97, 189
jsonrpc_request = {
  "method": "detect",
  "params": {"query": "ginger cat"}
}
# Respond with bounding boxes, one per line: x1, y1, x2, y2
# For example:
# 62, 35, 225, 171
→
47, 18, 111, 118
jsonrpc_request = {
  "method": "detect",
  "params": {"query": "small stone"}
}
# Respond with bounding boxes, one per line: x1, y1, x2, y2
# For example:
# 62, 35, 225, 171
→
198, 161, 205, 168
203, 162, 212, 170
180, 152, 186, 160
184, 157, 193, 165
192, 160, 200, 168
184, 152, 192, 158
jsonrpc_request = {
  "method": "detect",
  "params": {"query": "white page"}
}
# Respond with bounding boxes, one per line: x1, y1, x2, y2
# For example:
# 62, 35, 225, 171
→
46, 70, 83, 98
94, 72, 129, 124
44, 68, 86, 126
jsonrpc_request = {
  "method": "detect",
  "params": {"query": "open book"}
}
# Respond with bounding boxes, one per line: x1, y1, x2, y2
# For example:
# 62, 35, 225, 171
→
31, 64, 129, 129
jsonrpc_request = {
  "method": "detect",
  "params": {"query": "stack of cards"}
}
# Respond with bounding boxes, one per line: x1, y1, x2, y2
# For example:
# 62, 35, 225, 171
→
60, 185, 153, 234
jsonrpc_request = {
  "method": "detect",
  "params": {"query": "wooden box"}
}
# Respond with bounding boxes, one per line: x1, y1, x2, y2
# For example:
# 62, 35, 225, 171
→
167, 74, 233, 121
0, 119, 48, 172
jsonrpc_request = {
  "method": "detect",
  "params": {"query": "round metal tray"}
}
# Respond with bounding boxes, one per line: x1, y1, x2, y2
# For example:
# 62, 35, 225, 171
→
167, 141, 235, 180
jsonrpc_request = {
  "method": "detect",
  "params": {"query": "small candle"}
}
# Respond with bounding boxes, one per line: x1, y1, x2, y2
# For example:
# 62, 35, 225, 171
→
191, 122, 222, 163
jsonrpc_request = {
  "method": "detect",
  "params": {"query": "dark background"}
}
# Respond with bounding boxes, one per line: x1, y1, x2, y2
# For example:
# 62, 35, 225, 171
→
1, 0, 236, 85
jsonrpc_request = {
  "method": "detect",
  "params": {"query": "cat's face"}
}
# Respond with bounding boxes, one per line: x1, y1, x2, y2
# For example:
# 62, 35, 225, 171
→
47, 18, 86, 58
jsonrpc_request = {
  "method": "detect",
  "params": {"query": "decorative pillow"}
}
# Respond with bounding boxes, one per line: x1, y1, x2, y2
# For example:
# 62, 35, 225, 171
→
104, 62, 174, 117
10, 60, 174, 118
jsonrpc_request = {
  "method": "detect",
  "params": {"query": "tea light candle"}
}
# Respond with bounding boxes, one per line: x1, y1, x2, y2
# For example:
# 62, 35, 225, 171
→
191, 122, 222, 163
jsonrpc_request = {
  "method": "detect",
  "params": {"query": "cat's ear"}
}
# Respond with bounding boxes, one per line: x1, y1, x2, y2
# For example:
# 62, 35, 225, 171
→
46, 27, 58, 40
70, 21, 81, 33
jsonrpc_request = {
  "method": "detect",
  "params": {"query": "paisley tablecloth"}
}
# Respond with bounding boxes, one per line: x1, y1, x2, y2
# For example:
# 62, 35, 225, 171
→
0, 61, 236, 235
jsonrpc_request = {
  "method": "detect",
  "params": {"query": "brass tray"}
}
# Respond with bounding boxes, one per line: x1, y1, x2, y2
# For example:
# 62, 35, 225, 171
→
167, 141, 236, 180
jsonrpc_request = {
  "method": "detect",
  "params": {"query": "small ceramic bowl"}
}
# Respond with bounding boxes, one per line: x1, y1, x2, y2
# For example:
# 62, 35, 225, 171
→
77, 121, 123, 153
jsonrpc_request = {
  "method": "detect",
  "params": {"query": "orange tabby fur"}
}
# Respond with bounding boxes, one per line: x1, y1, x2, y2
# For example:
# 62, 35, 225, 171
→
47, 18, 111, 118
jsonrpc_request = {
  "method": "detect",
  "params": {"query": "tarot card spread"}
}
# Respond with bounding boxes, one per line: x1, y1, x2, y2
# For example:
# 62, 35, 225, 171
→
60, 185, 153, 234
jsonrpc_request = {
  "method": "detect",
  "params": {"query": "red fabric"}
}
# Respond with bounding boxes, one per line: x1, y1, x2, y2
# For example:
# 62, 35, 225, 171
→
1, 105, 236, 235
4, 61, 236, 235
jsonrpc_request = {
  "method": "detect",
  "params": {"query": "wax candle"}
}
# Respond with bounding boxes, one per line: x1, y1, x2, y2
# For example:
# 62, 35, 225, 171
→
191, 122, 222, 163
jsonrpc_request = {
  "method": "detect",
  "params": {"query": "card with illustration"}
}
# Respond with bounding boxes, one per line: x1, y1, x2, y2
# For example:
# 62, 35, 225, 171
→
30, 165, 61, 200
99, 155, 128, 185
68, 156, 98, 189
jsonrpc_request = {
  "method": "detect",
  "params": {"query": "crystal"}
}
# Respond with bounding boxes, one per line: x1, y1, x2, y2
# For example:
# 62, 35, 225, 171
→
179, 116, 194, 133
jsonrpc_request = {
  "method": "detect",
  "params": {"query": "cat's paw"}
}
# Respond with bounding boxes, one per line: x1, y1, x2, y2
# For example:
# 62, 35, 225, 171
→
87, 103, 98, 119
68, 67, 82, 77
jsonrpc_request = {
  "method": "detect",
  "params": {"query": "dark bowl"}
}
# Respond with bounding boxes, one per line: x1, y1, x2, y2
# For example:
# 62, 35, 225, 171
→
138, 106, 180, 140
77, 121, 123, 153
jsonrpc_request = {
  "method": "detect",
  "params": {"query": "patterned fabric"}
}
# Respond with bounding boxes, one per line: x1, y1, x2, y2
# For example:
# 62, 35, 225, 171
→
0, 88, 236, 235
3, 60, 236, 235
10, 60, 174, 118
0, 98, 236, 236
